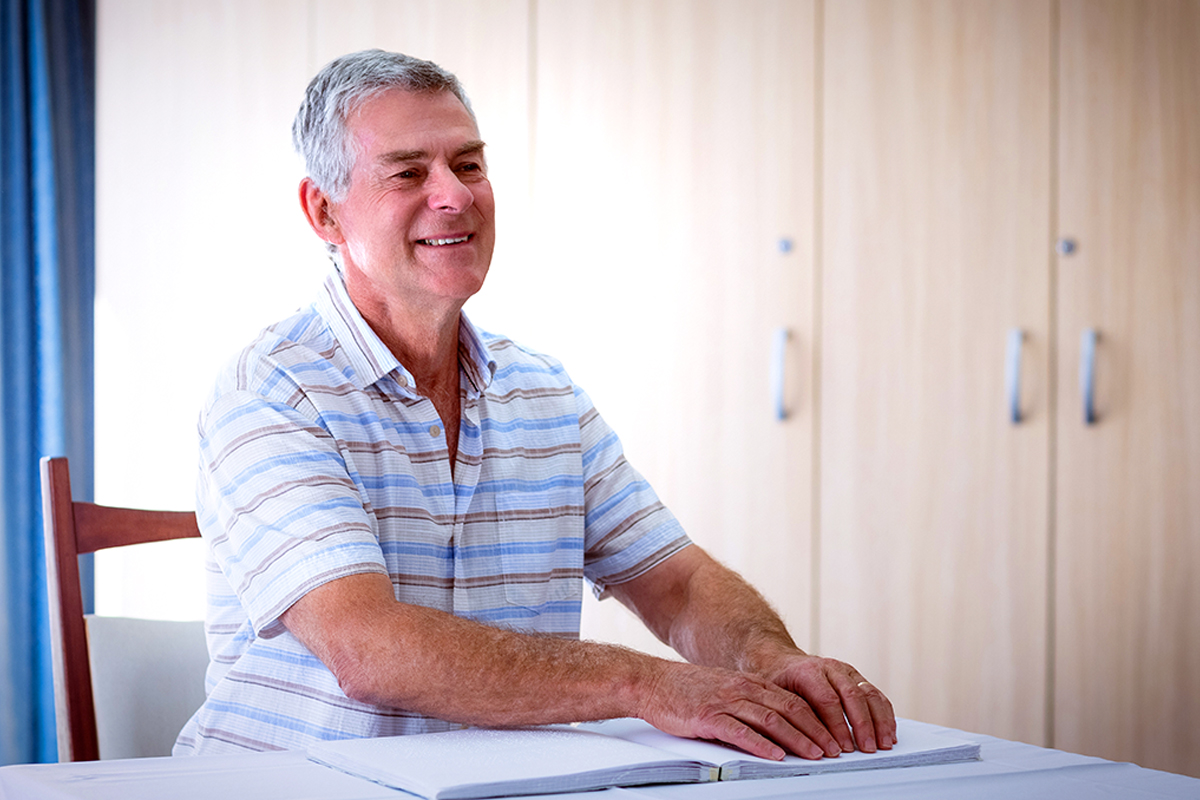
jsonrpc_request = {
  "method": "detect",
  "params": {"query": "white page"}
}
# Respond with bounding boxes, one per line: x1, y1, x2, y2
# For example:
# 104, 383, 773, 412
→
308, 726, 713, 800
583, 718, 980, 778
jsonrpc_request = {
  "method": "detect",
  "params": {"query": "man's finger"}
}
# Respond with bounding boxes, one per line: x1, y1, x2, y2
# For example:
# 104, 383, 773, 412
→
751, 686, 841, 758
835, 672, 895, 752
799, 676, 858, 754
703, 713, 791, 761
860, 679, 897, 747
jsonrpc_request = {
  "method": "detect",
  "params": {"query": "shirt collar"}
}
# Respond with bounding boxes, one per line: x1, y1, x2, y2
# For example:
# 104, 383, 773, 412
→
315, 270, 496, 398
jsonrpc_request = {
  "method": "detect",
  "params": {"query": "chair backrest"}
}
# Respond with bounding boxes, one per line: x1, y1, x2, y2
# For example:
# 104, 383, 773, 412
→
40, 456, 204, 762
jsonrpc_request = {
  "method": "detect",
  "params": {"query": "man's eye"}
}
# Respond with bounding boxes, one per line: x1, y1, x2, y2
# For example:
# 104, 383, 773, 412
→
457, 162, 481, 173
397, 169, 419, 179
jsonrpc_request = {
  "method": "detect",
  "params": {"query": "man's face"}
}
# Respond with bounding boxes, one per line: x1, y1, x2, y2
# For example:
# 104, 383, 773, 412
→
329, 88, 495, 314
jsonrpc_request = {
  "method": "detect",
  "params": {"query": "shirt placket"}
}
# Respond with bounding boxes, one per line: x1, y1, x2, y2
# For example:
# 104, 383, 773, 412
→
451, 394, 483, 613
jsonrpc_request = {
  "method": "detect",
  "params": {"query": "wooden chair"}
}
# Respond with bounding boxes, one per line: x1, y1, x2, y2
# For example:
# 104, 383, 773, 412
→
40, 456, 205, 762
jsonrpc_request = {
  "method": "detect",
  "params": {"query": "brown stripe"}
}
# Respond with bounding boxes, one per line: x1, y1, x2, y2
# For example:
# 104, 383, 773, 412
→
585, 502, 668, 554
485, 385, 575, 404
209, 422, 334, 473
480, 443, 581, 460
372, 505, 585, 527
234, 532, 378, 597
598, 538, 691, 585
225, 474, 362, 531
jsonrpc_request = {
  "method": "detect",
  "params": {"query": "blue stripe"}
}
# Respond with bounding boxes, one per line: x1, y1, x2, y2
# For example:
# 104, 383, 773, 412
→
199, 699, 351, 740
584, 479, 652, 528
479, 414, 577, 434
474, 475, 583, 494
465, 599, 583, 622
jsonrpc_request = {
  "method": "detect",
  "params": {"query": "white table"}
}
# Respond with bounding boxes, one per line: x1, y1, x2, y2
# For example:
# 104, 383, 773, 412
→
2, 720, 1197, 800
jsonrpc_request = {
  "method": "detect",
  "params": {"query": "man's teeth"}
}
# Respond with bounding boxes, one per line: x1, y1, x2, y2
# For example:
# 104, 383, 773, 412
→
419, 235, 470, 246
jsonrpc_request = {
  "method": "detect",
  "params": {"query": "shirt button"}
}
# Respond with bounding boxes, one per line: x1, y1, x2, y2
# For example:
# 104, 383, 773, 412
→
429, 425, 441, 438
397, 375, 409, 388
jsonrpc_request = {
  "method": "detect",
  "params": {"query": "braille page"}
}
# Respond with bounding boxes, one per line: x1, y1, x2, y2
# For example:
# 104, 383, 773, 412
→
582, 718, 981, 780
307, 725, 714, 800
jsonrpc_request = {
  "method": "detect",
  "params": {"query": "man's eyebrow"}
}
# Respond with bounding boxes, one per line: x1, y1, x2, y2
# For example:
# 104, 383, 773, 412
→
377, 140, 487, 165
454, 139, 487, 157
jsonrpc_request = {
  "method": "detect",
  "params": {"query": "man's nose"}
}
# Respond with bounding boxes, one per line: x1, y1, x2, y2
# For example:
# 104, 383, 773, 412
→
426, 165, 474, 213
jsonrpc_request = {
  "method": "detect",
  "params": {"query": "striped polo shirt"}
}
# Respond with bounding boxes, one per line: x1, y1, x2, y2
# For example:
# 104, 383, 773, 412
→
173, 271, 690, 756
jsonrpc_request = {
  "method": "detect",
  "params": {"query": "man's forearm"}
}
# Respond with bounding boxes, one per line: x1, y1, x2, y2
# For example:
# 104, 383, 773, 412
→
611, 545, 801, 677
283, 569, 840, 761
283, 572, 663, 727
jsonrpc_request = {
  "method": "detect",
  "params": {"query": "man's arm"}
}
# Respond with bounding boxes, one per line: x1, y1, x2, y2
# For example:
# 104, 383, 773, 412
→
281, 570, 845, 761
608, 545, 897, 754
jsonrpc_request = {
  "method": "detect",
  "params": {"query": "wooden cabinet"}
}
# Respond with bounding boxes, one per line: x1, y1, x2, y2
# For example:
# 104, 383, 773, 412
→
816, 0, 1199, 774
544, 0, 1200, 774
1055, 0, 1200, 773
819, 0, 1053, 747
528, 0, 818, 658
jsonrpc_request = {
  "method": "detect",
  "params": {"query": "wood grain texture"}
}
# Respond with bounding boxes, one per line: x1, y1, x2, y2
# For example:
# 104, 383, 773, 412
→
819, 0, 1053, 745
1055, 0, 1200, 776
532, 0, 817, 657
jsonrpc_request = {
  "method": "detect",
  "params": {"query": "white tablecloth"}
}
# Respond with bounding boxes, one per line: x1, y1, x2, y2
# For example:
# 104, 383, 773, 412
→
2, 720, 1196, 800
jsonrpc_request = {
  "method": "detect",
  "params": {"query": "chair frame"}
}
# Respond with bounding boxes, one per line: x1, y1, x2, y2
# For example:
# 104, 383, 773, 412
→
40, 456, 201, 762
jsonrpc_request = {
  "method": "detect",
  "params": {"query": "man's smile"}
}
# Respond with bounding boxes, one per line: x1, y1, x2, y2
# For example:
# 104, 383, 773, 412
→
417, 234, 472, 246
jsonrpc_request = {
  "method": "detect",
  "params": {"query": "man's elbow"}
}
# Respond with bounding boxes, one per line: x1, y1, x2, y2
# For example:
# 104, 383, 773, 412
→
323, 643, 395, 706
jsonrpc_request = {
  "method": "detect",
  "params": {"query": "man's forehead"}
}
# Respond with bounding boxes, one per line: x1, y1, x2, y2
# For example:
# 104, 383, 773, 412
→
347, 89, 481, 159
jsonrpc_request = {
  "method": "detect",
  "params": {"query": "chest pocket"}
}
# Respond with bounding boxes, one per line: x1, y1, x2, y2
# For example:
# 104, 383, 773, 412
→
497, 514, 585, 613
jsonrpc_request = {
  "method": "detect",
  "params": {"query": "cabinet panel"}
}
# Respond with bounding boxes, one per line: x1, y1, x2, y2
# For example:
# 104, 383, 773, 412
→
820, 0, 1053, 744
533, 0, 816, 656
1056, 0, 1200, 776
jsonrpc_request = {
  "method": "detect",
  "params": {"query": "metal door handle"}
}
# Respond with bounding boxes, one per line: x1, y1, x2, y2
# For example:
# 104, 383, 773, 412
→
1081, 328, 1098, 425
1006, 329, 1024, 424
771, 328, 791, 421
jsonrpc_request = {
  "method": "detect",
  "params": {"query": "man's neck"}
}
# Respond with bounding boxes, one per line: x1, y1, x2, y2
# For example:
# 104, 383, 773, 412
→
343, 270, 464, 472
342, 269, 463, 393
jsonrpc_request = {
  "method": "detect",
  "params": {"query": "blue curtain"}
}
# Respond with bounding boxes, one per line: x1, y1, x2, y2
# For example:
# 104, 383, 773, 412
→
0, 0, 95, 765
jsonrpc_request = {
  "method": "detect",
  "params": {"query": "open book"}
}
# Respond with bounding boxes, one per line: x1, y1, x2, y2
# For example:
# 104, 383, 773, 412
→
307, 718, 980, 800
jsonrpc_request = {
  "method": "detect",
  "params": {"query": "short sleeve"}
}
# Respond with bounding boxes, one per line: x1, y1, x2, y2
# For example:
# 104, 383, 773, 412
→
197, 385, 387, 637
575, 386, 691, 598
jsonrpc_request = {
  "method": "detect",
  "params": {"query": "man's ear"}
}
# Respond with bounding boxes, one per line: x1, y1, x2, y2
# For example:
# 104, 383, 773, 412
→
299, 178, 345, 246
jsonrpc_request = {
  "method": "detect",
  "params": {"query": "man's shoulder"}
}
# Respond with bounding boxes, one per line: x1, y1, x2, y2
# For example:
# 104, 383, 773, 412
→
207, 304, 351, 403
476, 328, 571, 386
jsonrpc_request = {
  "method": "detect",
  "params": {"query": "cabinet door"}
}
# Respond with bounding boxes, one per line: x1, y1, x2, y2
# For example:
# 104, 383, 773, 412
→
820, 0, 1052, 745
1056, 0, 1200, 777
532, 0, 816, 657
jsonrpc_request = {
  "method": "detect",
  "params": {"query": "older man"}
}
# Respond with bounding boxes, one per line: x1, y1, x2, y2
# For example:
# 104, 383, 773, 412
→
174, 50, 894, 759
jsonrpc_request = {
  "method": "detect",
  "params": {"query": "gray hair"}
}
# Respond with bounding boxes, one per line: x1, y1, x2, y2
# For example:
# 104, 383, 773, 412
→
292, 49, 476, 203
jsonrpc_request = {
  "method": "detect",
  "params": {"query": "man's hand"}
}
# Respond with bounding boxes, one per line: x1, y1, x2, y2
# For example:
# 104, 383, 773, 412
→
637, 660, 842, 761
612, 545, 897, 759
753, 650, 896, 755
